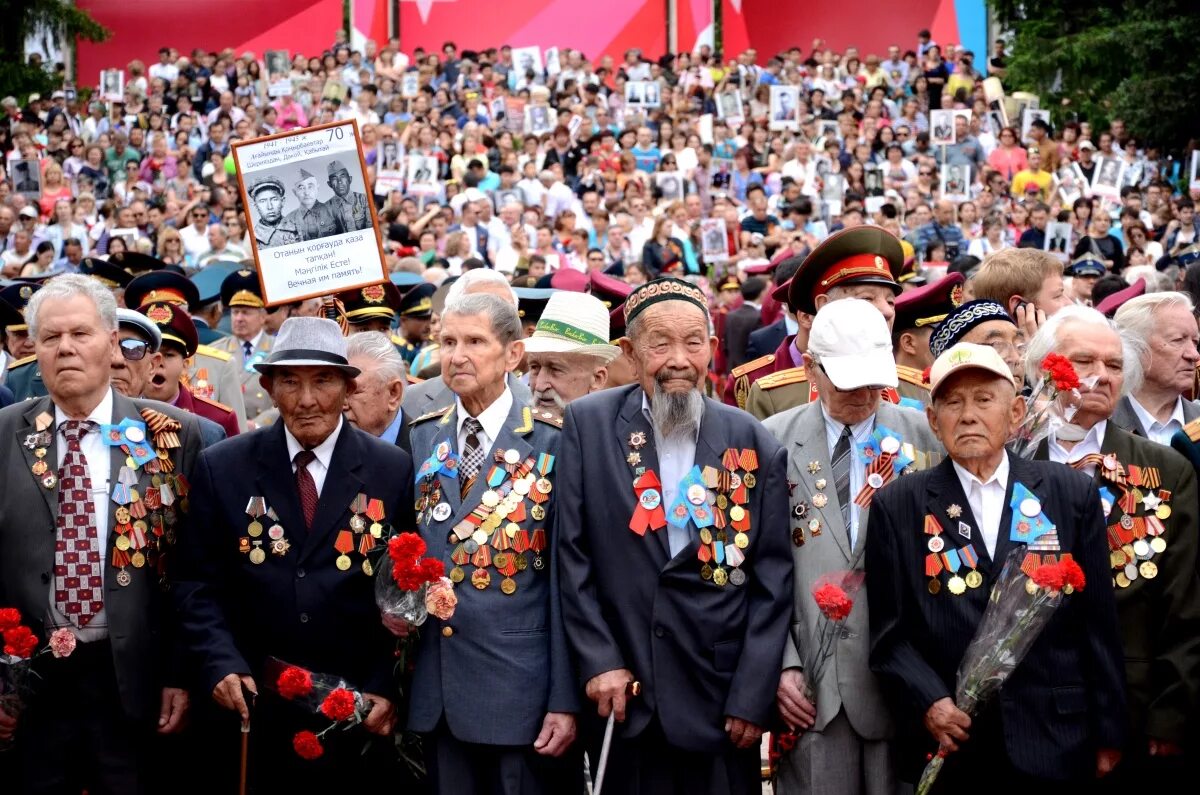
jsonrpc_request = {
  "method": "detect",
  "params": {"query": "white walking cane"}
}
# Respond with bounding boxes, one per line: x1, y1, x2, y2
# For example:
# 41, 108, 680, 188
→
591, 680, 640, 795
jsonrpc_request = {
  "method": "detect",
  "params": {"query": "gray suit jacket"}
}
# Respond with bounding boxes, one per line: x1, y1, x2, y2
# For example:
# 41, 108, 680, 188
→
402, 371, 533, 420
1112, 395, 1200, 440
762, 399, 943, 740
0, 390, 204, 722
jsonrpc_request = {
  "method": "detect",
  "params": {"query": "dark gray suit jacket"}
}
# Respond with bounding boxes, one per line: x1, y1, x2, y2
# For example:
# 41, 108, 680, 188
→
0, 390, 204, 722
1111, 395, 1200, 440
724, 304, 762, 371
402, 371, 532, 420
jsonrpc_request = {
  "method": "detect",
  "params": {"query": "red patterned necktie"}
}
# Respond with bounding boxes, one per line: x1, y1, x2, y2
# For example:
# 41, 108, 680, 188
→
294, 450, 319, 529
54, 420, 103, 628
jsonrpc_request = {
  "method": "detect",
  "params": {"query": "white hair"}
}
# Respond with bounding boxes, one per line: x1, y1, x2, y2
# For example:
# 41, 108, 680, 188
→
1024, 304, 1144, 395
443, 293, 522, 344
345, 330, 407, 384
1114, 291, 1195, 347
1122, 265, 1173, 293
445, 268, 518, 307
26, 274, 118, 339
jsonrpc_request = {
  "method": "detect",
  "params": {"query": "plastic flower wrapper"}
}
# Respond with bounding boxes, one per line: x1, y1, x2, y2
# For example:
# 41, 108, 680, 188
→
375, 532, 448, 627
915, 550, 1086, 794
262, 657, 369, 761
0, 608, 78, 751
1010, 353, 1095, 458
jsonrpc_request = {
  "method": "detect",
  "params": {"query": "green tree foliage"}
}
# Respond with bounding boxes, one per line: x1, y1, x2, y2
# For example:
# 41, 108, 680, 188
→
992, 0, 1200, 152
0, 0, 108, 101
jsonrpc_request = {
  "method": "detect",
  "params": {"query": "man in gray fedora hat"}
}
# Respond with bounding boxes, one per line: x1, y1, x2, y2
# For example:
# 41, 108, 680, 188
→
174, 316, 413, 789
326, 159, 372, 233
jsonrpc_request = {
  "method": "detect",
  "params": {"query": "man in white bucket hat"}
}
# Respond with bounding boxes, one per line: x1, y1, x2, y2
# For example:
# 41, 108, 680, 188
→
523, 291, 620, 415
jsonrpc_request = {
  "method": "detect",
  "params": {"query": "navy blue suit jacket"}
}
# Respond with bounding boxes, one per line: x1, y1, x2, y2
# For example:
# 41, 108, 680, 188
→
867, 454, 1127, 780
406, 398, 577, 745
174, 421, 414, 697
556, 385, 793, 752
0, 385, 12, 408
746, 317, 785, 361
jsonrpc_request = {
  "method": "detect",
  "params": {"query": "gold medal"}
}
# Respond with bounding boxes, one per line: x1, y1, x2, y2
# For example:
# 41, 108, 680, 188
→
271, 538, 290, 556
700, 564, 713, 580
734, 532, 749, 549
31, 460, 47, 476
716, 494, 728, 510
471, 569, 491, 589
500, 577, 517, 595
370, 522, 383, 538
1156, 504, 1172, 520
362, 559, 374, 577
928, 577, 941, 595
964, 570, 983, 589
505, 522, 520, 538
482, 490, 500, 508
536, 477, 553, 494
947, 575, 966, 595
729, 505, 746, 522
336, 554, 352, 571
115, 506, 131, 524
712, 567, 728, 586
743, 473, 757, 488
812, 493, 828, 508
472, 529, 489, 546
531, 505, 546, 521
515, 554, 528, 572
450, 566, 465, 583
1115, 571, 1131, 588
494, 552, 511, 570
1150, 537, 1167, 554
699, 528, 713, 545
131, 550, 146, 568
1109, 549, 1127, 569
1139, 561, 1158, 579
249, 547, 266, 565
248, 520, 263, 538
115, 534, 131, 552
1025, 577, 1039, 595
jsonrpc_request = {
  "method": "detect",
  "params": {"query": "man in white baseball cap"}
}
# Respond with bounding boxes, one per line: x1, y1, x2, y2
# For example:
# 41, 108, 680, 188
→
808, 297, 900, 393
523, 291, 619, 413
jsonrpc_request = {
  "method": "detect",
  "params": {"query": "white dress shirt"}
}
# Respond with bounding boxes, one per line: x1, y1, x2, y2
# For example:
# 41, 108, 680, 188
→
49, 389, 115, 640
642, 393, 699, 557
1047, 421, 1107, 477
820, 406, 875, 548
952, 453, 1010, 559
285, 416, 344, 497
456, 387, 514, 462
1127, 396, 1185, 447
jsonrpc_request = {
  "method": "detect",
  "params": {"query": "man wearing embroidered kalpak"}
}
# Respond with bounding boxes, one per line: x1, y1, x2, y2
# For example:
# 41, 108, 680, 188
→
1025, 306, 1200, 787
765, 299, 943, 795
395, 293, 579, 794
745, 227, 906, 421
525, 291, 619, 414
556, 277, 792, 794
0, 274, 204, 792
891, 273, 966, 407
866, 342, 1126, 789
1111, 293, 1200, 444
173, 317, 411, 790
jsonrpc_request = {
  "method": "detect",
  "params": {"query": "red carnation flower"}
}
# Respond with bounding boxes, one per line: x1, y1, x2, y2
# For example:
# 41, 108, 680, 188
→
293, 730, 324, 760
0, 608, 21, 632
1032, 562, 1066, 591
388, 532, 426, 564
1060, 558, 1086, 591
3, 625, 38, 658
1040, 353, 1081, 391
811, 583, 854, 622
277, 666, 313, 700
420, 557, 445, 582
319, 688, 357, 722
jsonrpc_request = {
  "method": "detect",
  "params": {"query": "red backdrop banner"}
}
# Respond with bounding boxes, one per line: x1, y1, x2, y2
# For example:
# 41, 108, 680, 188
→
76, 0, 343, 90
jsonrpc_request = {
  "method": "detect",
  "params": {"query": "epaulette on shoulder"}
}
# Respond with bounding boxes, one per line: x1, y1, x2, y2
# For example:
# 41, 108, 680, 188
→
895, 364, 929, 388
757, 366, 807, 390
730, 353, 775, 378
6, 354, 36, 371
195, 394, 233, 413
391, 334, 406, 347
411, 404, 452, 424
1184, 416, 1200, 443
196, 344, 231, 361
531, 407, 563, 427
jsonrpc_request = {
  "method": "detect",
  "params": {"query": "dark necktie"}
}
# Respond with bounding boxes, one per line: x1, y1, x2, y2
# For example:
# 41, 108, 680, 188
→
294, 450, 318, 529
459, 417, 485, 497
55, 420, 102, 627
242, 340, 253, 361
832, 425, 853, 540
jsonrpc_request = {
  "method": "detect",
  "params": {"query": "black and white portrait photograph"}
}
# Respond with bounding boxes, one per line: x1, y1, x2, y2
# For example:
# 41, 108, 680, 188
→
492, 188, 524, 213
378, 140, 404, 173
643, 82, 661, 108
940, 163, 969, 202
264, 50, 289, 79
1043, 221, 1073, 260
100, 69, 124, 102
511, 46, 542, 78
625, 81, 646, 107
930, 110, 956, 146
12, 159, 41, 197
406, 153, 440, 195
544, 47, 561, 76
717, 90, 743, 122
700, 218, 729, 262
656, 172, 684, 203
1091, 156, 1125, 196
769, 85, 800, 131
525, 105, 555, 136
1020, 107, 1051, 144
1191, 150, 1200, 191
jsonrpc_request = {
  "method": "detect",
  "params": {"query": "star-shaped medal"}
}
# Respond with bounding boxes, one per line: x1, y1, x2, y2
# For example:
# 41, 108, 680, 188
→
947, 504, 963, 519
787, 479, 798, 497
627, 452, 642, 466
1141, 492, 1162, 511
807, 460, 821, 474
628, 431, 647, 450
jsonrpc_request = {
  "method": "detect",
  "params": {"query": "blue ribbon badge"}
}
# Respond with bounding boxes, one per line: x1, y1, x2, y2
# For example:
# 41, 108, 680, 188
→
1009, 482, 1056, 546
666, 466, 715, 530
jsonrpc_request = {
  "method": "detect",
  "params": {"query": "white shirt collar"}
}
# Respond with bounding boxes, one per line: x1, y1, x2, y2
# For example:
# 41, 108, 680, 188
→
457, 386, 514, 444
55, 387, 114, 428
819, 403, 875, 444
1048, 420, 1107, 463
1128, 395, 1184, 435
240, 329, 265, 349
284, 415, 343, 468
952, 452, 1010, 493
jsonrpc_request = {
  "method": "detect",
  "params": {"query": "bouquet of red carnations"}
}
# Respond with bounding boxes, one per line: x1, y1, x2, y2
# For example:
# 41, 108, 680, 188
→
1010, 353, 1089, 458
915, 550, 1086, 794
374, 532, 454, 627
264, 657, 373, 761
0, 608, 78, 751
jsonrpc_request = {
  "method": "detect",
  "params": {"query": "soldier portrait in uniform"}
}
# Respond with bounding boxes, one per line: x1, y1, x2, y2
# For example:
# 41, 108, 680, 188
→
248, 176, 301, 249
326, 159, 373, 233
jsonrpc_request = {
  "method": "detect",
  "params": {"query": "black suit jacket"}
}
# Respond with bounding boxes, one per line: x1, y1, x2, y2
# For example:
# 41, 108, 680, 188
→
746, 317, 785, 361
174, 421, 414, 697
556, 385, 793, 752
867, 454, 1126, 780
723, 304, 762, 371
0, 385, 12, 408
0, 391, 204, 723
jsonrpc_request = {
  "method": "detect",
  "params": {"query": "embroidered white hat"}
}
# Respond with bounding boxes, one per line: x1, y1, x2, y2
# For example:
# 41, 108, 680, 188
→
807, 297, 897, 390
254, 317, 361, 377
521, 291, 620, 362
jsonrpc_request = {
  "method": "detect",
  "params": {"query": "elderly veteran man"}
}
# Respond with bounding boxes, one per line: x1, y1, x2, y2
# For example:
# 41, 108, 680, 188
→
928, 298, 1027, 389
745, 228, 906, 420
765, 299, 943, 795
0, 275, 204, 792
891, 273, 965, 407
344, 330, 411, 453
396, 293, 579, 795
867, 343, 1126, 789
248, 176, 301, 249
1025, 306, 1200, 787
524, 291, 619, 416
174, 317, 412, 790
556, 277, 793, 794
1112, 292, 1200, 444
284, 168, 348, 241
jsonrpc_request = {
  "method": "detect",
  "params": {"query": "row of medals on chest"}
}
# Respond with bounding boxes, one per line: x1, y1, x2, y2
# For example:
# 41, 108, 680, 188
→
241, 495, 387, 576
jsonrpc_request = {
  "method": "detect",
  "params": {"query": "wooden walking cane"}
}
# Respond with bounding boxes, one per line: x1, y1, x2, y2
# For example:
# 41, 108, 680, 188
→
239, 718, 250, 795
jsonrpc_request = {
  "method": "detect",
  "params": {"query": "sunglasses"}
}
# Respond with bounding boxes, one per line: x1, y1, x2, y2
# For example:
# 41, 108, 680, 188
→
119, 338, 151, 361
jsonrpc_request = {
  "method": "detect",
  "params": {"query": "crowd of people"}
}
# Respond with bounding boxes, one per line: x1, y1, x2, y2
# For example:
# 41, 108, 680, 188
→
1, 24, 1199, 795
